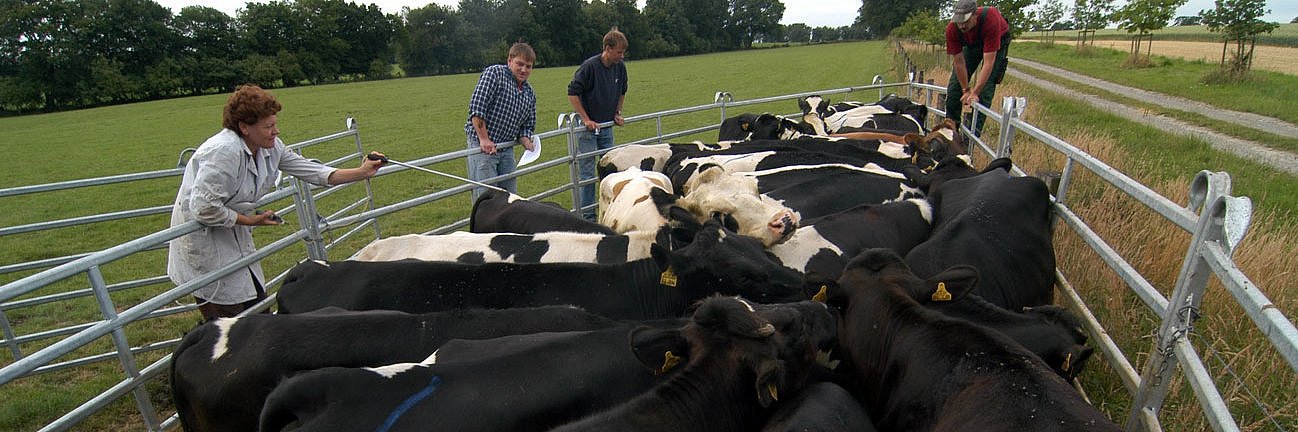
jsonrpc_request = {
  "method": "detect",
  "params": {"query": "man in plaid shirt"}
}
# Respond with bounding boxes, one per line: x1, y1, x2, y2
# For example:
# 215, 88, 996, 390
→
464, 42, 537, 202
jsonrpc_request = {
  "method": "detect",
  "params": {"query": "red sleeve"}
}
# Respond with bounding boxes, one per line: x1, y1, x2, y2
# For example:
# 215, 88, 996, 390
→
981, 7, 1009, 53
945, 23, 963, 55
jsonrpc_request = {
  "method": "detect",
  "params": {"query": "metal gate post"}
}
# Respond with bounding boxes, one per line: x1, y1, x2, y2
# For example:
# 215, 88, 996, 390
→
714, 92, 733, 125
563, 113, 583, 213
346, 117, 381, 240
1125, 171, 1236, 431
996, 97, 1025, 158
292, 179, 329, 261
88, 265, 161, 431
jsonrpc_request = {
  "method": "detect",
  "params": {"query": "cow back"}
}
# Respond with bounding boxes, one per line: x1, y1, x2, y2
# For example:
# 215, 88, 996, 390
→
470, 189, 615, 235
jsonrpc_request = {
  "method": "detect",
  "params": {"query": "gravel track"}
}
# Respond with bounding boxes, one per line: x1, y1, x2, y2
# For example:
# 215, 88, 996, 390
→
1006, 59, 1298, 177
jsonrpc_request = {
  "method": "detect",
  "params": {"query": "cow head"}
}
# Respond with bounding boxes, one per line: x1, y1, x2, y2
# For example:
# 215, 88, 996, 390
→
599, 167, 675, 233
1022, 305, 1095, 382
650, 219, 806, 304
676, 165, 799, 246
904, 118, 965, 164
598, 144, 671, 178
798, 95, 830, 136
628, 296, 836, 407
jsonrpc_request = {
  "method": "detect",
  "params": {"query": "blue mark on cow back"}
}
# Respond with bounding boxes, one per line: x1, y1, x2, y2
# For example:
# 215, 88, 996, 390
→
375, 375, 442, 432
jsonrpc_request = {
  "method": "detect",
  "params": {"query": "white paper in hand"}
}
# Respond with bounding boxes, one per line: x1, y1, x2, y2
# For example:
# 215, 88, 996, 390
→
518, 134, 541, 167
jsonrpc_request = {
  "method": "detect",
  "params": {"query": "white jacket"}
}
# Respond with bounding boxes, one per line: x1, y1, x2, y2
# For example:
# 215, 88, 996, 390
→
167, 128, 334, 305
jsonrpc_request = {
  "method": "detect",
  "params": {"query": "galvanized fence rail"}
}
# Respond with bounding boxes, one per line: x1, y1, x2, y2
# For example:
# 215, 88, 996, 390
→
1, 76, 1295, 432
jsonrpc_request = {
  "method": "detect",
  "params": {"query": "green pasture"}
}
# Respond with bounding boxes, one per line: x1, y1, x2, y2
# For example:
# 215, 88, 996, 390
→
1022, 22, 1298, 47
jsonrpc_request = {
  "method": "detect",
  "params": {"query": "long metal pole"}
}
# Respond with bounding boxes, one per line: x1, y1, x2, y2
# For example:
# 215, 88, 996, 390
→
370, 155, 510, 194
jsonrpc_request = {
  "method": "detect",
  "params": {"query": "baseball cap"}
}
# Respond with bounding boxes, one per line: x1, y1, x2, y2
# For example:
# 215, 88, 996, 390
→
951, 0, 977, 23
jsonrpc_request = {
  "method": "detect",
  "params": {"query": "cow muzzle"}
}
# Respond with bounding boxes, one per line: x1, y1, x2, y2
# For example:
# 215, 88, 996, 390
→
768, 212, 799, 245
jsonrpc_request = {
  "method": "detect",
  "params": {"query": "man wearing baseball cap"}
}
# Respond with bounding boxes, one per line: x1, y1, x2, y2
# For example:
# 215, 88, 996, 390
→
946, 0, 1011, 137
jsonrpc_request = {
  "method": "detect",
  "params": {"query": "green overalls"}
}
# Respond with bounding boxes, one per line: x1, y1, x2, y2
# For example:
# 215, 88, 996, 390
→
946, 6, 1011, 136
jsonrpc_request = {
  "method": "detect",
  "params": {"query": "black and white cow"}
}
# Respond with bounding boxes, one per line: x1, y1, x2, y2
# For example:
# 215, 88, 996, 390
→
717, 113, 816, 141
599, 167, 677, 233
353, 230, 664, 264
769, 198, 933, 281
470, 189, 615, 235
824, 249, 1119, 431
754, 164, 925, 221
171, 306, 618, 432
904, 165, 1057, 311
550, 296, 837, 432
801, 94, 928, 135
277, 219, 808, 319
259, 320, 689, 432
674, 166, 800, 247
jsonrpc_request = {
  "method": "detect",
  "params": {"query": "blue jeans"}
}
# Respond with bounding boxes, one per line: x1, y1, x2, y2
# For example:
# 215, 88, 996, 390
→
577, 127, 615, 220
466, 138, 517, 203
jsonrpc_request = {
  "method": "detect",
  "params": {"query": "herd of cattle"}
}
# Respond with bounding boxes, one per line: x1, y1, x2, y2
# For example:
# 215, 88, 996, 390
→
170, 94, 1121, 431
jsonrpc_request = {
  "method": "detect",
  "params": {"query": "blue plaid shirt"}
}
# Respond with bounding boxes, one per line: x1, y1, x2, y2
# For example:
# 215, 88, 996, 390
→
464, 64, 536, 145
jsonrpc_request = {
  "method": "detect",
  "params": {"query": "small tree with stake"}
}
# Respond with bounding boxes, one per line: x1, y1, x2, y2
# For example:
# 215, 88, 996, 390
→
1113, 0, 1187, 66
1199, 0, 1278, 80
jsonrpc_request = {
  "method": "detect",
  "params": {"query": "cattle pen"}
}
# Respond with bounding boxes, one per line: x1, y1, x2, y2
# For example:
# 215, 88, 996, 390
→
1, 76, 1295, 431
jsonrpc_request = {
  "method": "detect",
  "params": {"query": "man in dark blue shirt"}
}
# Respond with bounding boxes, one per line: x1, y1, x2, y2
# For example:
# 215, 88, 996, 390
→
465, 42, 537, 202
568, 28, 628, 221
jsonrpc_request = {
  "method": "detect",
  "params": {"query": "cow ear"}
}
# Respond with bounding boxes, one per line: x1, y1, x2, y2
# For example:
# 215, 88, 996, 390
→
753, 358, 785, 408
628, 326, 689, 375
923, 265, 977, 303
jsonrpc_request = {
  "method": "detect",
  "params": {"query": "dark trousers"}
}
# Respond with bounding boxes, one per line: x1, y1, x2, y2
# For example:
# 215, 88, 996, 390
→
195, 270, 267, 322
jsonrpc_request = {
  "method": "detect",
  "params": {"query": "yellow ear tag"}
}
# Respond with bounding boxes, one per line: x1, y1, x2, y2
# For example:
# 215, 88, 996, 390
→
767, 383, 779, 401
741, 122, 750, 131
659, 267, 678, 287
1061, 352, 1072, 372
659, 350, 681, 375
931, 282, 952, 302
812, 285, 828, 303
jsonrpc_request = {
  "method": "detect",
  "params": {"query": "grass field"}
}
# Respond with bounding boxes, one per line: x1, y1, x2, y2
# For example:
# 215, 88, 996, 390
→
1022, 22, 1298, 47
2, 38, 1296, 431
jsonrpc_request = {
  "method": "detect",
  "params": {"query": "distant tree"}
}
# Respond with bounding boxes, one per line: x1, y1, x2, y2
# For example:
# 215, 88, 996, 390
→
784, 23, 811, 43
989, 0, 1036, 38
728, 0, 785, 48
1200, 0, 1279, 76
398, 3, 470, 75
1172, 15, 1202, 25
644, 0, 697, 55
1073, 0, 1116, 46
1291, 16, 1297, 24
812, 26, 842, 42
1114, 0, 1187, 61
892, 8, 945, 49
856, 0, 944, 39
1034, 0, 1070, 42
173, 6, 241, 92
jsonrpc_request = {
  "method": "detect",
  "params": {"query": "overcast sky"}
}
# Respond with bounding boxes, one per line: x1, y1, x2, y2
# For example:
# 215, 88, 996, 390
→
154, 0, 1297, 28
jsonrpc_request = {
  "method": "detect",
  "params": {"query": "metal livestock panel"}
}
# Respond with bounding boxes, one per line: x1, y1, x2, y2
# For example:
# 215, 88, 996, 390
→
1, 78, 1293, 431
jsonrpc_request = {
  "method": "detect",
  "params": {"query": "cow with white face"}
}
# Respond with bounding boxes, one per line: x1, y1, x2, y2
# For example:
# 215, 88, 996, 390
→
676, 165, 799, 247
599, 167, 675, 233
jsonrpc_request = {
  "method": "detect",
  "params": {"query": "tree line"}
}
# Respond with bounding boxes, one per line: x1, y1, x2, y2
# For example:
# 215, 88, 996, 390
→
0, 0, 867, 114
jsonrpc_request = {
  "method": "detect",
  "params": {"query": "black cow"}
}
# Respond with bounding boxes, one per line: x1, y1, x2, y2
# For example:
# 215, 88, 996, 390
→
824, 249, 1119, 431
904, 165, 1056, 311
470, 189, 616, 235
550, 296, 837, 431
277, 219, 807, 319
259, 320, 690, 432
760, 382, 877, 432
171, 306, 617, 432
